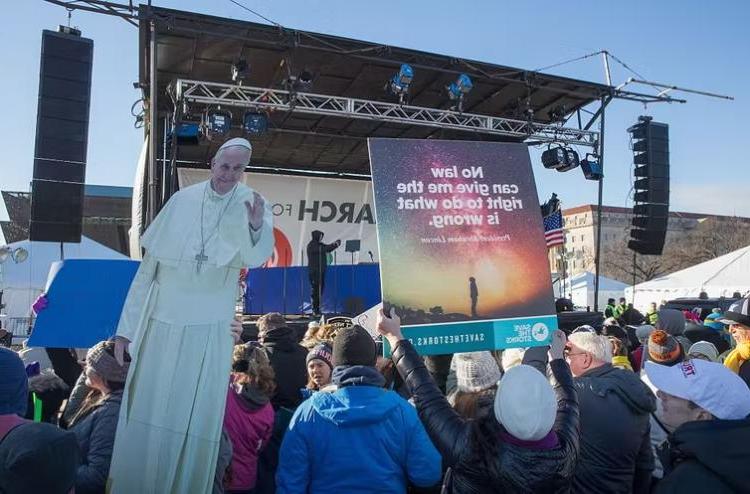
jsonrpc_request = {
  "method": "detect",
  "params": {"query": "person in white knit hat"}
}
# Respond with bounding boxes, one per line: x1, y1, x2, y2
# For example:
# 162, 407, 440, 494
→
448, 351, 502, 419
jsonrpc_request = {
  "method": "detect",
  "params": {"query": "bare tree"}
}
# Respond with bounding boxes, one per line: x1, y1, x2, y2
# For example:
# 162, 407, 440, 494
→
589, 216, 750, 285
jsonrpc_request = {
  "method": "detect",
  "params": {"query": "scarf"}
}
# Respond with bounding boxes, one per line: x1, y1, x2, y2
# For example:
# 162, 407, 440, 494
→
499, 427, 560, 450
612, 355, 633, 371
724, 342, 750, 374
331, 365, 386, 388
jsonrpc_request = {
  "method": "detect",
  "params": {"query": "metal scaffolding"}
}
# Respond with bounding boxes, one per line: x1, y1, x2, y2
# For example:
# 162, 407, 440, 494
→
172, 79, 600, 147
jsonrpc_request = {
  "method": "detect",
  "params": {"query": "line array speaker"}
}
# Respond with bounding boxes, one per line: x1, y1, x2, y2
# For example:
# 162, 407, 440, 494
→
29, 27, 93, 243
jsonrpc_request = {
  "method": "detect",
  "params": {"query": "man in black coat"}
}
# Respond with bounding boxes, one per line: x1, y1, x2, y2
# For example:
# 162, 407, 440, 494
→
306, 231, 340, 315
258, 313, 308, 410
645, 359, 750, 493
567, 331, 656, 494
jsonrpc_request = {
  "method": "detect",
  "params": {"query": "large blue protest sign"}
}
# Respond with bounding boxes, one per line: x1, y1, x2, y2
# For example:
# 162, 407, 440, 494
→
27, 259, 139, 348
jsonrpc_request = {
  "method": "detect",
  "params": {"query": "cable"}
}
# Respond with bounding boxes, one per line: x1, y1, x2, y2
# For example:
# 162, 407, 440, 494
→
534, 51, 604, 73
225, 0, 282, 27
605, 51, 661, 94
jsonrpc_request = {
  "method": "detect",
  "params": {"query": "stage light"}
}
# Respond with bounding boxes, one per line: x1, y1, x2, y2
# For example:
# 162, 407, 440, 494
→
287, 70, 314, 93
387, 64, 414, 104
232, 59, 250, 84
557, 149, 580, 172
541, 146, 568, 170
172, 122, 200, 145
0, 246, 28, 264
581, 154, 603, 180
202, 109, 232, 141
448, 73, 473, 100
447, 73, 472, 112
243, 111, 268, 136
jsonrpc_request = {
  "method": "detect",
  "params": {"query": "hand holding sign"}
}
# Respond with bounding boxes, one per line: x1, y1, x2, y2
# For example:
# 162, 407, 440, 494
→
376, 307, 404, 349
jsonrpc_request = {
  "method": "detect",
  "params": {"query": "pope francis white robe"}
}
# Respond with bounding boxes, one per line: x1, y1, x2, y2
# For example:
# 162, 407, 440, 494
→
107, 181, 273, 493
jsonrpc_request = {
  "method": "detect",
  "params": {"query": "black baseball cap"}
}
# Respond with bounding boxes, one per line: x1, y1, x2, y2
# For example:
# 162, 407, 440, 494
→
719, 297, 750, 327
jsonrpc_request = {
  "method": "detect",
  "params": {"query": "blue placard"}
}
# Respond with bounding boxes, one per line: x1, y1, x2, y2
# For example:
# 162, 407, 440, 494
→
27, 259, 139, 348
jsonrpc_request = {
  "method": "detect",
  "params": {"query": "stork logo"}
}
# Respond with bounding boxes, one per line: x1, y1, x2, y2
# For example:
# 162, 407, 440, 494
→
532, 323, 549, 342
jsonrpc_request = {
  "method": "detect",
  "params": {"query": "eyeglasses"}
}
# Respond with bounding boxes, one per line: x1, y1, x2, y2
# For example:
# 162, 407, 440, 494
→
563, 347, 588, 359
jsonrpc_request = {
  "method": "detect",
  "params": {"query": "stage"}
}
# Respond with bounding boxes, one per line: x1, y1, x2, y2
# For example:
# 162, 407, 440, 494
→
245, 263, 381, 316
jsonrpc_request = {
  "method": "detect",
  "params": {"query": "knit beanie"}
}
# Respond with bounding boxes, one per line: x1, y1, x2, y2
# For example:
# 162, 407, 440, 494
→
704, 310, 725, 331
86, 341, 130, 384
453, 352, 502, 392
307, 342, 333, 370
0, 422, 80, 494
332, 325, 377, 367
688, 341, 719, 362
494, 364, 556, 441
648, 329, 683, 365
656, 309, 686, 336
0, 347, 28, 416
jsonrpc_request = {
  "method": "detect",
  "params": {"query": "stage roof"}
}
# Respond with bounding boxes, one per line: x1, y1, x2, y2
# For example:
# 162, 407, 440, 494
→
142, 6, 612, 174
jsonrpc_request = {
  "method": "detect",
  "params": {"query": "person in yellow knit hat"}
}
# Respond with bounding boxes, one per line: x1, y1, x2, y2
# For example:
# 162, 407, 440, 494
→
719, 296, 750, 389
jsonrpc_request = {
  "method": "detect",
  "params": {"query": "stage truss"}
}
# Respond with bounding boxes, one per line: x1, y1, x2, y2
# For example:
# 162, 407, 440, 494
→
172, 79, 600, 148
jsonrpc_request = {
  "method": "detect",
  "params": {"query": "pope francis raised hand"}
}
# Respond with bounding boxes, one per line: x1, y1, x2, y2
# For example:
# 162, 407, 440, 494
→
108, 137, 273, 493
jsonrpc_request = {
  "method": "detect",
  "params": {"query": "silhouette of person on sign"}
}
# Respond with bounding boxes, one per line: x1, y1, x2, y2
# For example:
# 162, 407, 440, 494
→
469, 277, 479, 318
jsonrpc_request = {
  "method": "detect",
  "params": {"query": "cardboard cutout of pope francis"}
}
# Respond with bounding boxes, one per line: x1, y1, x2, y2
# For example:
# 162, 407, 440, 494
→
107, 138, 273, 493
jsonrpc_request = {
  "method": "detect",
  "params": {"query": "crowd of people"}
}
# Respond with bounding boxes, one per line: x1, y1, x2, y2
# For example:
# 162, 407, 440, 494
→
2, 295, 750, 493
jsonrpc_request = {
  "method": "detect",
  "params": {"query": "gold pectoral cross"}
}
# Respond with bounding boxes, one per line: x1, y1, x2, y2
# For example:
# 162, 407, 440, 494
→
195, 248, 208, 273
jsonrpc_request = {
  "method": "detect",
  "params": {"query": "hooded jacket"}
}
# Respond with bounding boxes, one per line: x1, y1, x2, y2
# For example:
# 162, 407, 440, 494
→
656, 418, 750, 494
393, 340, 580, 494
223, 376, 275, 491
275, 366, 441, 493
306, 230, 339, 274
656, 309, 693, 355
262, 326, 308, 410
572, 364, 656, 494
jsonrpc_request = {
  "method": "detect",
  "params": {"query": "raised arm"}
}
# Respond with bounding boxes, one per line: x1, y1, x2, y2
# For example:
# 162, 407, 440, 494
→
380, 308, 469, 466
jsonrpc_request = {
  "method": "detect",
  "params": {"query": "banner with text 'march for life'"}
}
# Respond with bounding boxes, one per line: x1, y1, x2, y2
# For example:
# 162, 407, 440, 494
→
368, 138, 558, 355
179, 169, 378, 267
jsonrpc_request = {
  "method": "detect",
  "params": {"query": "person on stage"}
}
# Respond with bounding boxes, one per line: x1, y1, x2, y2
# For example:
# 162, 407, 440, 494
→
107, 137, 274, 493
306, 231, 340, 316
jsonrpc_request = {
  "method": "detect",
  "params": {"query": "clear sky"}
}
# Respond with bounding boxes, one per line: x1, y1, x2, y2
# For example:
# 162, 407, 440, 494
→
2, 1, 748, 243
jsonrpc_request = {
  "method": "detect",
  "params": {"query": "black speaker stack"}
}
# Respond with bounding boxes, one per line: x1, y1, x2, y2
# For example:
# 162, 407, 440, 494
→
627, 116, 670, 255
29, 27, 93, 243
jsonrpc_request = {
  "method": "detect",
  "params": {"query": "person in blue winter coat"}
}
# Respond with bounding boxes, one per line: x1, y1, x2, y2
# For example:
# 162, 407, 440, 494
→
276, 325, 441, 493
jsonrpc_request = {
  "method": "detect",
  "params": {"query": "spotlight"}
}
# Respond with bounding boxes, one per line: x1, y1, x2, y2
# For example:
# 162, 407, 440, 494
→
386, 64, 414, 104
541, 146, 568, 170
0, 246, 28, 264
231, 59, 250, 84
243, 111, 268, 136
172, 121, 200, 145
447, 73, 472, 112
202, 109, 232, 141
556, 149, 580, 172
581, 153, 603, 180
448, 73, 473, 100
287, 70, 314, 93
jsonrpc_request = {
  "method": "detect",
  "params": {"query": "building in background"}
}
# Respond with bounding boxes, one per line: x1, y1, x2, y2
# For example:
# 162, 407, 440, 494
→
1, 185, 132, 255
549, 205, 750, 284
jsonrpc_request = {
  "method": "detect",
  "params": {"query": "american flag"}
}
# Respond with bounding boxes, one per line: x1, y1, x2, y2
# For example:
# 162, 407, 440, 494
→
543, 210, 564, 248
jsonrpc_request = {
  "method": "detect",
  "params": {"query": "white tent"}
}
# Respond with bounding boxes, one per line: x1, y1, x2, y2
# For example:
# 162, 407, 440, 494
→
553, 271, 629, 310
625, 245, 750, 311
1, 237, 128, 330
